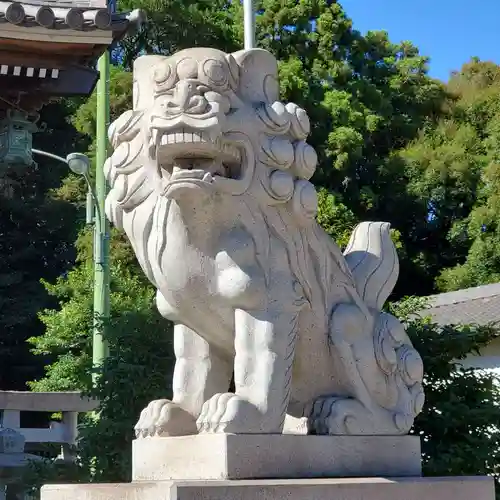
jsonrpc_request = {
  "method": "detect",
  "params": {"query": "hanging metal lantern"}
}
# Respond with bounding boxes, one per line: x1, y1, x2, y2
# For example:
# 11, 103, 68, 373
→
0, 110, 38, 166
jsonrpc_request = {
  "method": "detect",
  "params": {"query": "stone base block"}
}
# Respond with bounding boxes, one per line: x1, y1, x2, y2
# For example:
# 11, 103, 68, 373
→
132, 434, 421, 481
41, 477, 495, 500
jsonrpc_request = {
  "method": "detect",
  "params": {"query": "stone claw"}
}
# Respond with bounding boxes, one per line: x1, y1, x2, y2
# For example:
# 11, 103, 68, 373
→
135, 399, 198, 438
196, 393, 265, 433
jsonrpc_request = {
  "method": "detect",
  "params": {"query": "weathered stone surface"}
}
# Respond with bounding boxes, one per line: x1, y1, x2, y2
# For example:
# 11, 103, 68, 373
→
104, 45, 425, 439
132, 434, 422, 481
0, 390, 97, 412
41, 477, 495, 500
0, 428, 24, 454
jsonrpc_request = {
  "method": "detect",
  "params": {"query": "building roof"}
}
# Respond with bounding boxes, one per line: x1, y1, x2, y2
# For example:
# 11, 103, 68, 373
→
0, 4, 145, 112
423, 282, 500, 326
0, 0, 124, 31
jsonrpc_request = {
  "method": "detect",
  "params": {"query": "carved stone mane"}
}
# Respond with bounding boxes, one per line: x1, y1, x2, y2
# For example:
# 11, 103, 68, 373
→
104, 47, 424, 437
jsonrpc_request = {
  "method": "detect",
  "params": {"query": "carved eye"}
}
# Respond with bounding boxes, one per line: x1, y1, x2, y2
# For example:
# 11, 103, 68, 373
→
152, 62, 177, 91
153, 63, 172, 84
201, 58, 229, 90
177, 57, 198, 80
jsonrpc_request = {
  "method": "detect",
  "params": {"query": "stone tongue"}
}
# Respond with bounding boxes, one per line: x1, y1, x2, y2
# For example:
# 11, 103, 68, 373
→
170, 159, 224, 179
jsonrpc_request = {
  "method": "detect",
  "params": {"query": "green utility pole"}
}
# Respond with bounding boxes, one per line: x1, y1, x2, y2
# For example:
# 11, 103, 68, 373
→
93, 48, 111, 383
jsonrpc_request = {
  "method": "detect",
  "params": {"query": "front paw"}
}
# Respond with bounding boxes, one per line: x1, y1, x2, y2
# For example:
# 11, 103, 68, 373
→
135, 399, 198, 438
196, 393, 266, 433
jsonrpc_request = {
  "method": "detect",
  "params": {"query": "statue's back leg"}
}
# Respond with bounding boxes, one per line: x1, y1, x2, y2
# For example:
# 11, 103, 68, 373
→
307, 304, 424, 435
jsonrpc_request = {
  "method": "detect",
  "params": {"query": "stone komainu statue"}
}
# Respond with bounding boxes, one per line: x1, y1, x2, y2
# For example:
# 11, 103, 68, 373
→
104, 47, 424, 437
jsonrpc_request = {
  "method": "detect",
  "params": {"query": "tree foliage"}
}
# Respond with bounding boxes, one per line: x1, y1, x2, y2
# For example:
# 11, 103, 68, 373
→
28, 225, 175, 480
255, 0, 448, 296
117, 0, 239, 66
435, 61, 500, 290
0, 100, 85, 389
386, 58, 500, 293
392, 297, 500, 488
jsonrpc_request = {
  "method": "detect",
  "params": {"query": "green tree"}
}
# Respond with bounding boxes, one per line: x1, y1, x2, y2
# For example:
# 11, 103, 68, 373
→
96, 0, 453, 302
434, 60, 500, 291
392, 297, 500, 491
121, 0, 449, 295
0, 100, 85, 390
250, 0, 448, 296
29, 227, 174, 480
316, 188, 358, 247
117, 0, 239, 65
395, 118, 485, 292
392, 58, 500, 293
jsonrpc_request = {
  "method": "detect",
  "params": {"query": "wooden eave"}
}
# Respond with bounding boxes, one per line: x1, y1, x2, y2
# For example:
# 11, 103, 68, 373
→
0, 36, 108, 67
0, 65, 99, 95
0, 24, 114, 45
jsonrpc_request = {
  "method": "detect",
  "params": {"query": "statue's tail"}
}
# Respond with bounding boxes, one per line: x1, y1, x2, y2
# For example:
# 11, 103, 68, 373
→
343, 222, 399, 310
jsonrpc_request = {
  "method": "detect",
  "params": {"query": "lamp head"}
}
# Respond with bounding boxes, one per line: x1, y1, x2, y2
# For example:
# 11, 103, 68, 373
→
66, 152, 90, 176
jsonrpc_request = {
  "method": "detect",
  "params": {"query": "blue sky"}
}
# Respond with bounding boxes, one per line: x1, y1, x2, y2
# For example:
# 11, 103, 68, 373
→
340, 0, 500, 82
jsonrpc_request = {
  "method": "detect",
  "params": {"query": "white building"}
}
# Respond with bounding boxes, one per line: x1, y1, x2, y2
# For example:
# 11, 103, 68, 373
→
424, 282, 500, 372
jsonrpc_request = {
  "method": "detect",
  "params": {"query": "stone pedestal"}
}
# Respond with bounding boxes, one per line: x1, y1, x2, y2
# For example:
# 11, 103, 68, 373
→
40, 435, 496, 500
132, 434, 422, 480
42, 477, 495, 500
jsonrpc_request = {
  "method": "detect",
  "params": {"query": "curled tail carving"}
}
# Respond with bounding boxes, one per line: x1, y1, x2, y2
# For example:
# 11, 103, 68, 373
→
308, 221, 425, 436
343, 221, 399, 310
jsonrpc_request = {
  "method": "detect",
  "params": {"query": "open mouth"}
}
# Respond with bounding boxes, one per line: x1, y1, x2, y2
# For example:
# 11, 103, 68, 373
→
153, 127, 242, 195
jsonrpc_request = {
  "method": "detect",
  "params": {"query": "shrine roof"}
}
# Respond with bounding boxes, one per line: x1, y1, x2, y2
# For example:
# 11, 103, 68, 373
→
0, 0, 129, 31
421, 282, 500, 327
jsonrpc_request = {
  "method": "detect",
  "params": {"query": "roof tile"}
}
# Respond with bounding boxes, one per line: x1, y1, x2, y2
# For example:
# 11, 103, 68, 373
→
0, 0, 121, 30
423, 282, 500, 326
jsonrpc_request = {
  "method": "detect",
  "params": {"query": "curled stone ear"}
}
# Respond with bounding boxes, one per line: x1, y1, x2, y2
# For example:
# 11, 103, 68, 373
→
132, 55, 166, 110
232, 48, 280, 104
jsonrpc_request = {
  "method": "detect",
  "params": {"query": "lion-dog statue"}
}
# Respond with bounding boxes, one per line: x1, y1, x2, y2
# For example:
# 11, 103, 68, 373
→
104, 47, 425, 437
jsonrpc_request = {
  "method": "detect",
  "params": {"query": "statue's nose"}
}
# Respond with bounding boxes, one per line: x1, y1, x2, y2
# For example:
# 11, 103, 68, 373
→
171, 81, 198, 112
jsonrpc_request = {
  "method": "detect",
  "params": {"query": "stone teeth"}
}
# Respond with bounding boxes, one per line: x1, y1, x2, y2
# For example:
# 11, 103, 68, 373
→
203, 172, 213, 183
160, 130, 211, 145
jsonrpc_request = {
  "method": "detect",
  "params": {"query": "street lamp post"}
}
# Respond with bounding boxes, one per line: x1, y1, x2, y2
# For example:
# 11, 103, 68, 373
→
94, 49, 111, 382
32, 149, 105, 379
243, 0, 255, 49
65, 152, 102, 228
32, 150, 97, 215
